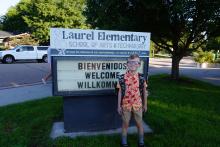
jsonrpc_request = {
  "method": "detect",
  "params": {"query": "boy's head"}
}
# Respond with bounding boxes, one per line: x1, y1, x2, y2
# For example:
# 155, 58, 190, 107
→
127, 54, 141, 72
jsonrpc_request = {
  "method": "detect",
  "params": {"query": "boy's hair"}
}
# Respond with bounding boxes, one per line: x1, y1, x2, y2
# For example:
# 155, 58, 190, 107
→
128, 54, 140, 60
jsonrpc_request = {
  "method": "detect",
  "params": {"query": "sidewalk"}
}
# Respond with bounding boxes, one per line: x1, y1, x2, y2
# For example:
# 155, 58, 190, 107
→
0, 83, 52, 107
149, 57, 197, 68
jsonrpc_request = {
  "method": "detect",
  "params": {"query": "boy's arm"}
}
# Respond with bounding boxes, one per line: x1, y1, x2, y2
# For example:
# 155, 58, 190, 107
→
143, 81, 148, 112
117, 82, 122, 115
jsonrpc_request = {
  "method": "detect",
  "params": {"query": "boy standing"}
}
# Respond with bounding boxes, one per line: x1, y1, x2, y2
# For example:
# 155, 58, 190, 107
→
117, 54, 148, 147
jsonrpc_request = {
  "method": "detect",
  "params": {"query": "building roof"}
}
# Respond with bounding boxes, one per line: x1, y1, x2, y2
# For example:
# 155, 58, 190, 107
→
0, 30, 12, 38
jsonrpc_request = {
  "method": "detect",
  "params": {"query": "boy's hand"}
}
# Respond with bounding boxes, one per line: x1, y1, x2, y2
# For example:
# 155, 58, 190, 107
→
117, 106, 122, 115
143, 105, 148, 113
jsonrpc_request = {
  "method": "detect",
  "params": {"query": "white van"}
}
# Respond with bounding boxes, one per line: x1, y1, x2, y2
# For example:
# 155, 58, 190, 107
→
0, 45, 49, 63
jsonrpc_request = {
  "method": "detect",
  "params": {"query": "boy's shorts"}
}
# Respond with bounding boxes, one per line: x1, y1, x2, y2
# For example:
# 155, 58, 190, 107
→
122, 108, 143, 124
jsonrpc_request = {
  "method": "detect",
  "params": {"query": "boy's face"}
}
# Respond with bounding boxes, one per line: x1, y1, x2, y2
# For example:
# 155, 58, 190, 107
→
127, 57, 141, 72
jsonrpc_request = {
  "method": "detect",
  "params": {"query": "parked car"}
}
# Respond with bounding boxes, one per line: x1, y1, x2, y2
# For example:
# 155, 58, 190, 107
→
0, 45, 49, 63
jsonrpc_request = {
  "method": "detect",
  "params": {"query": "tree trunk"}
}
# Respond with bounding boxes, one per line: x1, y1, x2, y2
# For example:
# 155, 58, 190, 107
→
171, 56, 181, 80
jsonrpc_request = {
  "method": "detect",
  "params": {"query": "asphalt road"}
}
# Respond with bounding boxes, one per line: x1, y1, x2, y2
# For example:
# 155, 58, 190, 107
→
0, 58, 219, 89
149, 58, 220, 86
0, 62, 50, 88
149, 66, 220, 86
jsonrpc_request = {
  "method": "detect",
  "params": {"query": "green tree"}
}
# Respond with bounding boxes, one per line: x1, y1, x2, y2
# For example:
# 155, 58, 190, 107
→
207, 36, 220, 51
206, 36, 220, 60
0, 16, 4, 30
85, 0, 220, 80
2, 0, 30, 34
2, 0, 88, 45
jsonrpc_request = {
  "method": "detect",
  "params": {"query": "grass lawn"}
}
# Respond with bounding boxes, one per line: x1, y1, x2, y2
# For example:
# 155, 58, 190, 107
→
0, 75, 220, 146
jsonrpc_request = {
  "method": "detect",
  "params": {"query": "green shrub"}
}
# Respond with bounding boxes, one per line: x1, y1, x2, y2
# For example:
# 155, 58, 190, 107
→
9, 35, 39, 46
193, 49, 215, 63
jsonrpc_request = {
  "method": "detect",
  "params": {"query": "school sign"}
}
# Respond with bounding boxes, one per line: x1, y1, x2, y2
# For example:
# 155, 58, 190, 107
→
50, 28, 150, 132
51, 28, 149, 52
50, 28, 150, 96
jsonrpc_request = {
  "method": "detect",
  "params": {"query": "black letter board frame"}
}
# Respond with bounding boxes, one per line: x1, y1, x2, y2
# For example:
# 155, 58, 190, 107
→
52, 56, 149, 97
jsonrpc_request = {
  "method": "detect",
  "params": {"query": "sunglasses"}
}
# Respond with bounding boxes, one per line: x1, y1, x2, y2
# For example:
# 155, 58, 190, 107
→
127, 61, 141, 65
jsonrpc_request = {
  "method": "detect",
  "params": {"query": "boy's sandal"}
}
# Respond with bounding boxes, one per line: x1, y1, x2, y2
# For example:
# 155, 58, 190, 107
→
138, 143, 145, 147
120, 143, 129, 147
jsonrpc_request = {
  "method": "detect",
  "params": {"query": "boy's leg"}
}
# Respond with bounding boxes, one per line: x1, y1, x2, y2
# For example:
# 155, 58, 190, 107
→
42, 65, 51, 83
45, 72, 52, 81
133, 110, 145, 145
45, 65, 52, 81
42, 72, 51, 84
121, 110, 131, 145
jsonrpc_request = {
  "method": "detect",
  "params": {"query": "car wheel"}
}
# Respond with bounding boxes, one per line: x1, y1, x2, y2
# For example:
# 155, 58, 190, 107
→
43, 55, 48, 63
3, 56, 14, 64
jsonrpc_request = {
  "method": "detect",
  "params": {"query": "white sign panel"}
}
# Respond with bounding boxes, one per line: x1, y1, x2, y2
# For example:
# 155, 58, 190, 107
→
50, 28, 150, 51
57, 60, 144, 91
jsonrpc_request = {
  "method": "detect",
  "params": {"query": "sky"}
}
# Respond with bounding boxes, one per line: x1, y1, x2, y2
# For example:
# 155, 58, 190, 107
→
0, 0, 20, 16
